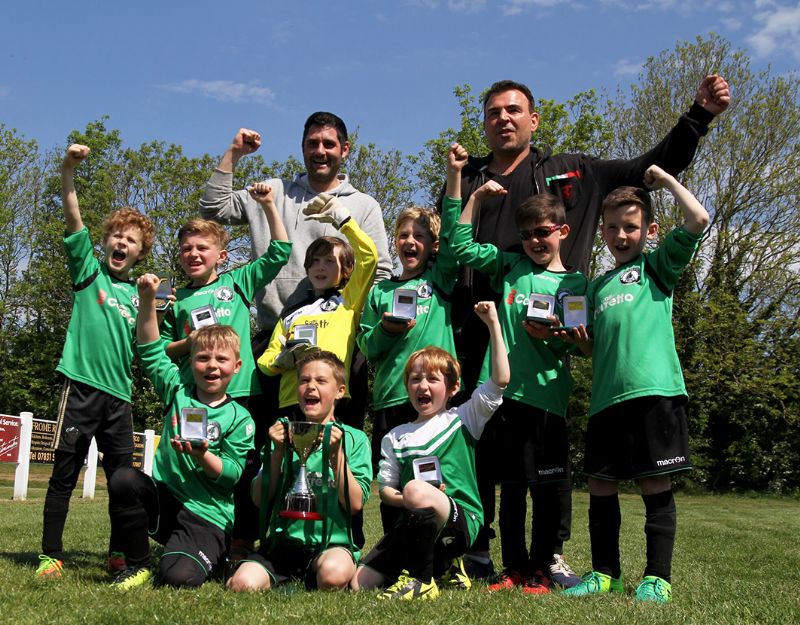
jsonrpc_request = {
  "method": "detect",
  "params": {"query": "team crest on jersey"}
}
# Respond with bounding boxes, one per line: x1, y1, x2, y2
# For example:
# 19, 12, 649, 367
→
215, 286, 234, 302
619, 267, 641, 284
320, 295, 342, 312
131, 295, 140, 309
416, 282, 433, 299
207, 421, 221, 442
555, 288, 573, 307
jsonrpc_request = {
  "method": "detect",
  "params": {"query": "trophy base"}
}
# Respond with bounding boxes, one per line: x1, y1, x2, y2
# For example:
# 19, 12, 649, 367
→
279, 510, 323, 521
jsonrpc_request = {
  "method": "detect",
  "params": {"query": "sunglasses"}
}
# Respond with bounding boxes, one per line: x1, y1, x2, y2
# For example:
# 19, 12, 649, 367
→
518, 224, 564, 240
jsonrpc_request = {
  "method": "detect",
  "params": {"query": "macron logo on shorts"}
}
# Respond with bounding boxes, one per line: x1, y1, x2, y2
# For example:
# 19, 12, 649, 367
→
656, 456, 686, 467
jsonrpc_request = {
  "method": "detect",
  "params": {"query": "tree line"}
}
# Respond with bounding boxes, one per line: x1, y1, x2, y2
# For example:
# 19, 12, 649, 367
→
1, 34, 797, 492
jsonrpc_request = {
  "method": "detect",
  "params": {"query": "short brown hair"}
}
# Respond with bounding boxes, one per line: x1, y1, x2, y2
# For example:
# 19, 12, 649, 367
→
404, 346, 461, 391
178, 218, 229, 249
602, 186, 654, 225
102, 207, 156, 259
303, 112, 348, 147
304, 236, 355, 289
515, 194, 566, 229
483, 80, 536, 113
191, 325, 241, 359
297, 349, 347, 387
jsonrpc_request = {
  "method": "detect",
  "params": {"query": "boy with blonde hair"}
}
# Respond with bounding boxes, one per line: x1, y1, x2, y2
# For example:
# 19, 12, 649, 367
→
161, 184, 290, 553
161, 184, 289, 402
106, 274, 254, 589
38, 144, 156, 579
358, 205, 459, 530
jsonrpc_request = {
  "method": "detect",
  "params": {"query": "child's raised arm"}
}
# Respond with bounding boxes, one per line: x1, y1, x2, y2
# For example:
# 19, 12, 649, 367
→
459, 180, 507, 226
644, 165, 710, 235
61, 144, 90, 233
445, 143, 469, 200
474, 301, 510, 388
136, 274, 161, 345
247, 182, 288, 242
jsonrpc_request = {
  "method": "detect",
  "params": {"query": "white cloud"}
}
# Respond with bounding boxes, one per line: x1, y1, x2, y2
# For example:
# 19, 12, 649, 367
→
612, 57, 643, 76
721, 16, 743, 31
598, 0, 735, 11
448, 0, 487, 10
401, 0, 440, 8
159, 80, 276, 105
501, 0, 570, 15
748, 2, 800, 60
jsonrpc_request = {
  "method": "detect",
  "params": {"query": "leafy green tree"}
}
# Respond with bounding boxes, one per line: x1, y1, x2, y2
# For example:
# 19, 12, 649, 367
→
0, 126, 40, 327
345, 133, 415, 259
413, 84, 489, 207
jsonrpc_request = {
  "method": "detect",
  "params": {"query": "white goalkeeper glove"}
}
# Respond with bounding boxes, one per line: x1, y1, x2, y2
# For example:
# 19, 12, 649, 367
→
303, 192, 351, 229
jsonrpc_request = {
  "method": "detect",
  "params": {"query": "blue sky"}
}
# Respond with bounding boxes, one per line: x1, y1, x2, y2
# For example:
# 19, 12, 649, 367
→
1, 1, 798, 163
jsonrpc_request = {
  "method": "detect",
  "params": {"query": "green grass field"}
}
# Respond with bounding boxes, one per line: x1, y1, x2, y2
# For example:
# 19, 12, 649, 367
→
1, 465, 798, 625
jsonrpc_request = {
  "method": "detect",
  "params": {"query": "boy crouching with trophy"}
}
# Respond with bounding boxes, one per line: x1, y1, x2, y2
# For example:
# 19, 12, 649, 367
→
351, 302, 509, 600
226, 351, 372, 591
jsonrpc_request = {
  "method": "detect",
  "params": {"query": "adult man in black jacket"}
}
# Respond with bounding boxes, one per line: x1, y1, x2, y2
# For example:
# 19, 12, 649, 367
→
442, 75, 730, 584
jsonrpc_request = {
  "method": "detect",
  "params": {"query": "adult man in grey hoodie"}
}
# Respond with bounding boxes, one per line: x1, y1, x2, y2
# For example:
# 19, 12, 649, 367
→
200, 111, 390, 552
200, 111, 391, 332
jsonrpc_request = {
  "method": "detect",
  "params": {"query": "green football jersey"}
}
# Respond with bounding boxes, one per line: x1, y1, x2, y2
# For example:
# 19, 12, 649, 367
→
161, 240, 291, 398
56, 228, 139, 402
588, 226, 702, 416
450, 220, 588, 416
138, 339, 255, 534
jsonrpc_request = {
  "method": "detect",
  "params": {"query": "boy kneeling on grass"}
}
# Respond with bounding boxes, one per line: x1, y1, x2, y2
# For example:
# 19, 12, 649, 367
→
106, 274, 254, 589
226, 350, 371, 592
351, 301, 510, 600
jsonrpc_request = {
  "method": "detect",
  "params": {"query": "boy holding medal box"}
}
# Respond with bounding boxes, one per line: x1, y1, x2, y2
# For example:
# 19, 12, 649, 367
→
105, 274, 254, 589
442, 143, 588, 594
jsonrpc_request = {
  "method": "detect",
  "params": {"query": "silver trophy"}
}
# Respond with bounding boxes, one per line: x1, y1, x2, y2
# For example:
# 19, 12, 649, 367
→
280, 421, 325, 521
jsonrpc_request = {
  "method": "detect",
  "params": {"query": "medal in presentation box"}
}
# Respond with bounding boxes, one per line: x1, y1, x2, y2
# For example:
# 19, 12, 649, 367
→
179, 407, 208, 445
155, 273, 172, 311
190, 305, 218, 329
287, 324, 317, 349
386, 288, 417, 323
525, 293, 555, 324
412, 455, 443, 488
562, 295, 588, 329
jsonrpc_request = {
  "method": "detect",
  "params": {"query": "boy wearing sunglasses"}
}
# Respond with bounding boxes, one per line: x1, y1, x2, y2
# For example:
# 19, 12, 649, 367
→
441, 143, 587, 593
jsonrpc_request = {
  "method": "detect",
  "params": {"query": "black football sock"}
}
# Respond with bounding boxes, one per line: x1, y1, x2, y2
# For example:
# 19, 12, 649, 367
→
642, 489, 676, 583
589, 493, 621, 578
404, 506, 439, 581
